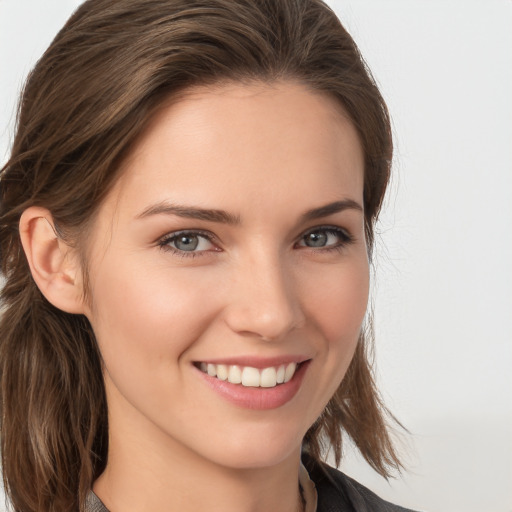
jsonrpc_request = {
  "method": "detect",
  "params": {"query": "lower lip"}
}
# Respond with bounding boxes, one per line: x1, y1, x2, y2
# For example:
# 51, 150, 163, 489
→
196, 361, 310, 410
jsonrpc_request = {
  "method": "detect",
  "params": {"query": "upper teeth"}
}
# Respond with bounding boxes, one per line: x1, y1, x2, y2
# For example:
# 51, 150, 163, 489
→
199, 362, 298, 388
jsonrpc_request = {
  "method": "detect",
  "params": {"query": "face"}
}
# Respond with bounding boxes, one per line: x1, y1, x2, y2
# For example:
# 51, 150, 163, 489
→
82, 81, 368, 470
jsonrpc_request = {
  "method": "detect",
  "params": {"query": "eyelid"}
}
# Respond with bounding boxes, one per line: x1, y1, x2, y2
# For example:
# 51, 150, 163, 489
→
300, 224, 352, 236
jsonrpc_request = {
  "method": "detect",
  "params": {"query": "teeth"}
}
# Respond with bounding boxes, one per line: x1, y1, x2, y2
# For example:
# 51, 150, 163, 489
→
284, 362, 296, 383
242, 367, 260, 387
216, 364, 228, 381
260, 367, 277, 388
198, 362, 298, 388
276, 365, 285, 384
228, 365, 242, 384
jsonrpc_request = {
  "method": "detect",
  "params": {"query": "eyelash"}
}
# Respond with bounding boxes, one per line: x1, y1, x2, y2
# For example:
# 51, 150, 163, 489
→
157, 226, 355, 258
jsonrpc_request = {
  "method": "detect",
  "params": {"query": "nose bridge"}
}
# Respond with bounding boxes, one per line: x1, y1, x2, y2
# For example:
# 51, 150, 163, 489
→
225, 246, 304, 340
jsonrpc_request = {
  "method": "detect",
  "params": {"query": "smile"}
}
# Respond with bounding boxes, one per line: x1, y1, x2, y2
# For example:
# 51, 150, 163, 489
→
197, 362, 298, 388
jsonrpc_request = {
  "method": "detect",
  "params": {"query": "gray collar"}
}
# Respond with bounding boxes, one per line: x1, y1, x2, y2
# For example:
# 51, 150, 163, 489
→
85, 490, 109, 512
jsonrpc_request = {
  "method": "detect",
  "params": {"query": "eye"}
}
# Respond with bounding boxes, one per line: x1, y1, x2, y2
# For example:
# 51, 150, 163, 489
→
297, 226, 353, 250
158, 230, 217, 255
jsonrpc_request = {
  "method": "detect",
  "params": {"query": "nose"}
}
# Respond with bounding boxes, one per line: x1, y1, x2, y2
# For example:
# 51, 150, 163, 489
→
223, 252, 305, 342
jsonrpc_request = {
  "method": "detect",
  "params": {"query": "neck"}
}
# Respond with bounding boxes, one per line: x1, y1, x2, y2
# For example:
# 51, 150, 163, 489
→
93, 410, 304, 512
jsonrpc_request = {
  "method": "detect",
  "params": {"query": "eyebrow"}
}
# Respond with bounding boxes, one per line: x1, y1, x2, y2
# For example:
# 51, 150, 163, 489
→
300, 199, 363, 222
135, 199, 362, 224
136, 201, 241, 224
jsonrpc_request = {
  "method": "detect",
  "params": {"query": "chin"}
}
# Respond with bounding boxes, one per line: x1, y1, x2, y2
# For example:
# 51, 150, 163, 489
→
183, 422, 306, 471
209, 443, 301, 471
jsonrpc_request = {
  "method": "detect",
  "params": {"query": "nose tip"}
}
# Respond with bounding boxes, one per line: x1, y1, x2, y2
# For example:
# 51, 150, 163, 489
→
227, 300, 304, 342
223, 263, 305, 342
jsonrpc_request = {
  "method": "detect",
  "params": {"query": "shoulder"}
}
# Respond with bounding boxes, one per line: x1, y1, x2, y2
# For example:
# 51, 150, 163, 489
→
303, 454, 420, 512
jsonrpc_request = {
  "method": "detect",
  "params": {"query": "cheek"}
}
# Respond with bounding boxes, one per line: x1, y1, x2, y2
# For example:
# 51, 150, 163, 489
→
87, 258, 224, 370
301, 257, 369, 345
297, 255, 369, 421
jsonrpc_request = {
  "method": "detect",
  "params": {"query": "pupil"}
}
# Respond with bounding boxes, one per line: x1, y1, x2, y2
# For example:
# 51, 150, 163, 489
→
176, 235, 199, 251
306, 232, 327, 247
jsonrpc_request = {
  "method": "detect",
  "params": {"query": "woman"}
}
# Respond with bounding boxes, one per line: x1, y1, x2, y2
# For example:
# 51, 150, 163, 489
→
0, 1, 413, 511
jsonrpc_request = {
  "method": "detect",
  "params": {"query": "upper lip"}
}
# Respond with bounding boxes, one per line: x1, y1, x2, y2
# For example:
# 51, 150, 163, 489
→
193, 355, 311, 369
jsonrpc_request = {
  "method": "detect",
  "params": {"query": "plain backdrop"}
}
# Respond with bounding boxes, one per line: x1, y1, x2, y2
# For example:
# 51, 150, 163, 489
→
1, 1, 511, 511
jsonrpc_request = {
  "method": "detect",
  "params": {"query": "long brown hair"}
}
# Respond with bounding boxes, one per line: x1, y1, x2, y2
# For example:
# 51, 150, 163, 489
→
0, 1, 399, 510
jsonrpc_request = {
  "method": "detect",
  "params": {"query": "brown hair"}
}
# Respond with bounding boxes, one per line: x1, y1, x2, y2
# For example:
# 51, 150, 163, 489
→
0, 0, 399, 510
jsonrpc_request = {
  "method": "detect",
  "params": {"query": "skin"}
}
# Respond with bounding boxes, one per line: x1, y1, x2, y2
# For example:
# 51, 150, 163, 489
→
76, 81, 368, 512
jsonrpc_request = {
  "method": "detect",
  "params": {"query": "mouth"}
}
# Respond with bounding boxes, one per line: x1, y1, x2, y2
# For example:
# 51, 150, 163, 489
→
194, 361, 303, 388
194, 358, 311, 410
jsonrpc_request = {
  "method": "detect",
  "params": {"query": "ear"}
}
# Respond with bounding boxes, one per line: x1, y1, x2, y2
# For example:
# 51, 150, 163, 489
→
19, 207, 86, 314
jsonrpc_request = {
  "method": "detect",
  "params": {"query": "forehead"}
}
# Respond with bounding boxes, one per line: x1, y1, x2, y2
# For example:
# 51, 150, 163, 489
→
102, 80, 364, 226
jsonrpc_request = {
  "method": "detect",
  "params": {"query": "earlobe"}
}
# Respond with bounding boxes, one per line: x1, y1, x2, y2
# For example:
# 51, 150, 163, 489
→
19, 207, 86, 314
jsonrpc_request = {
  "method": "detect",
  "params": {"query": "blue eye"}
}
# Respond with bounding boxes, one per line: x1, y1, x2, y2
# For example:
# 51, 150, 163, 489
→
158, 231, 216, 255
298, 227, 353, 250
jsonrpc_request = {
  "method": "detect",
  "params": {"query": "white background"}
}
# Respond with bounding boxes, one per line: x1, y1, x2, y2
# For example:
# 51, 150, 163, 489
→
1, 1, 511, 511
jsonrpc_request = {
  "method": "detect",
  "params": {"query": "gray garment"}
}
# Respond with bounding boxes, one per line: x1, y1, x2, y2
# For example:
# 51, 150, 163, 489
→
305, 455, 419, 512
85, 490, 108, 512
